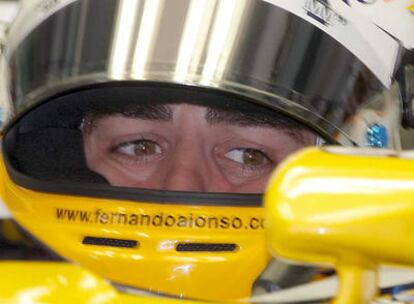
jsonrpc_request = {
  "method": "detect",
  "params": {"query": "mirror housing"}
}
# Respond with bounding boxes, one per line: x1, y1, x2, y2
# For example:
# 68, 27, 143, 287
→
265, 147, 414, 303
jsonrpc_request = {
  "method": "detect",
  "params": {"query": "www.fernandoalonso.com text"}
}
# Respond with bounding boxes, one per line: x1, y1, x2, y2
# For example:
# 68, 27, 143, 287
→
56, 208, 264, 230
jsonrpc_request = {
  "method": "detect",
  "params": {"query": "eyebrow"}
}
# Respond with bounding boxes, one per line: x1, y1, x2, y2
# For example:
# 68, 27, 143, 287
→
121, 104, 173, 121
84, 103, 311, 142
121, 104, 296, 128
205, 107, 292, 128
204, 107, 312, 143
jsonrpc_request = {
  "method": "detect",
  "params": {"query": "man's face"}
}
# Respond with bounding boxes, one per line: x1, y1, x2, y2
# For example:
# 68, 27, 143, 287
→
83, 104, 315, 193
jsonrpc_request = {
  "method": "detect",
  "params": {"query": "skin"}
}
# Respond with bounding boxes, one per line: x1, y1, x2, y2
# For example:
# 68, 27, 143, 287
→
83, 104, 315, 193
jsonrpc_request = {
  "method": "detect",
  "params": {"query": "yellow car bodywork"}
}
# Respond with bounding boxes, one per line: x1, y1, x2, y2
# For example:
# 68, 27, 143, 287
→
3, 147, 414, 303
265, 147, 414, 304
0, 154, 268, 302
0, 261, 205, 303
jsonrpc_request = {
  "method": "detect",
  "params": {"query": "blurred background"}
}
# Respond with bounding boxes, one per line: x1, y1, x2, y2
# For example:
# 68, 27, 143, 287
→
0, 0, 18, 25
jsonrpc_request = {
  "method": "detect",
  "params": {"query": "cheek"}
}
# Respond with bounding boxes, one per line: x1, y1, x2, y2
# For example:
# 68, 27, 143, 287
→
212, 159, 274, 193
83, 136, 102, 171
231, 177, 270, 193
83, 136, 162, 188
107, 173, 161, 188
88, 160, 165, 188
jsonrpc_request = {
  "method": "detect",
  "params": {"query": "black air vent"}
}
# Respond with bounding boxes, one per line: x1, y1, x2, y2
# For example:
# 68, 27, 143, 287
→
82, 236, 138, 248
176, 243, 237, 252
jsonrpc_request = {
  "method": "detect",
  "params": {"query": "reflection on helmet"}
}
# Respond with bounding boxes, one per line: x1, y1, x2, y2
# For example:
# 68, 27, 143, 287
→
0, 0, 407, 302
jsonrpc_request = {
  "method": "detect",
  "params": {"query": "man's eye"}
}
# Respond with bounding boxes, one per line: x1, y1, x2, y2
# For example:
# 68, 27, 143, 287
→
118, 139, 161, 157
224, 148, 272, 166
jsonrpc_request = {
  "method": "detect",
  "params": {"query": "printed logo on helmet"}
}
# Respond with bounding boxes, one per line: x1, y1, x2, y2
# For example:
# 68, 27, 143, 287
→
304, 0, 347, 26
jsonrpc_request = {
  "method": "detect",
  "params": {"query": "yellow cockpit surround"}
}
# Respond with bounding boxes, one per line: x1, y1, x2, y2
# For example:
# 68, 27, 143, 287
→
0, 155, 268, 301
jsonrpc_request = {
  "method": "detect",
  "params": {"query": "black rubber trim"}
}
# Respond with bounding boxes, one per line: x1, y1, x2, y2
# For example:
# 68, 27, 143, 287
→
176, 243, 237, 252
82, 236, 138, 248
3, 151, 262, 206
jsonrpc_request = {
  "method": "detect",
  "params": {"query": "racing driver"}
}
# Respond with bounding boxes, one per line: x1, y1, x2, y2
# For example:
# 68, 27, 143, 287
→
0, 0, 411, 302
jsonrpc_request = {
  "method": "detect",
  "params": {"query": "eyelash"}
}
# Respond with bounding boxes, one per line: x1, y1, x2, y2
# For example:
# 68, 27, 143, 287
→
110, 137, 164, 164
109, 137, 276, 178
217, 146, 276, 178
225, 148, 272, 164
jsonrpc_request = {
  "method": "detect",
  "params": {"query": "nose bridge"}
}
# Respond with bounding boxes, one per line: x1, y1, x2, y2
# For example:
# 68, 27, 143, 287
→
163, 145, 207, 192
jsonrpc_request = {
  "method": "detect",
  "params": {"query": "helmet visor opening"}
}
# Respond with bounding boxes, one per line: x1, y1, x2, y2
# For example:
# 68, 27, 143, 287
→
3, 84, 319, 204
